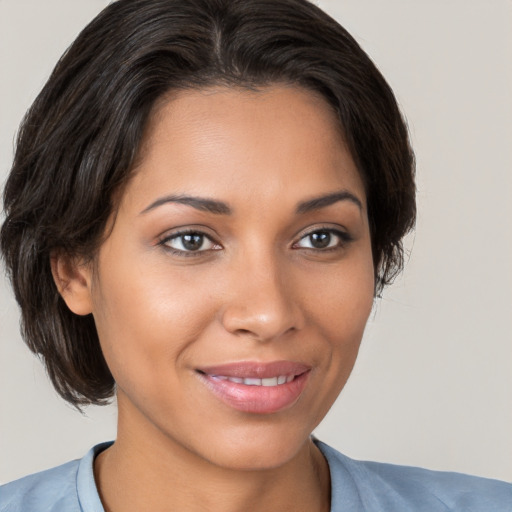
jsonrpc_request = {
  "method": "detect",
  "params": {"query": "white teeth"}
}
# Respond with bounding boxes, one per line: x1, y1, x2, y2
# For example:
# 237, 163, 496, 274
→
213, 375, 293, 386
244, 378, 262, 386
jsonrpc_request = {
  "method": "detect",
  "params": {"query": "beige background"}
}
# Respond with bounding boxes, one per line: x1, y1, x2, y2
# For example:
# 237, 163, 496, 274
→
1, 0, 511, 484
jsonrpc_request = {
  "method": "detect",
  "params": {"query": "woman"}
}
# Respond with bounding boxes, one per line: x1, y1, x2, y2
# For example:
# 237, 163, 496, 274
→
0, 0, 510, 510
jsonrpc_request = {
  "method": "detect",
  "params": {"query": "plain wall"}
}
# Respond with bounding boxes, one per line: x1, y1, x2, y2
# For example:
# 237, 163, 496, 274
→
1, 0, 511, 484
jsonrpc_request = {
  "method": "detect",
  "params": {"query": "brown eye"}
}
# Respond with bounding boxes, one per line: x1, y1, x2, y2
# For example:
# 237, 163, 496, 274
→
295, 229, 351, 250
162, 231, 218, 253
180, 233, 205, 251
308, 231, 331, 249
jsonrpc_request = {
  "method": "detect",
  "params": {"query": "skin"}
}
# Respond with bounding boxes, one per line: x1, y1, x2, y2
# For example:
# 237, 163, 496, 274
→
54, 86, 375, 512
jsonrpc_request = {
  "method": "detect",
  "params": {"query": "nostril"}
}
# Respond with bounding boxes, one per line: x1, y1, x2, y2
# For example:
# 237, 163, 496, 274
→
235, 328, 253, 336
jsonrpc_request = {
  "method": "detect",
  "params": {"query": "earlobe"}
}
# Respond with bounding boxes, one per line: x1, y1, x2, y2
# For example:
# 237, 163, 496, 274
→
50, 251, 94, 316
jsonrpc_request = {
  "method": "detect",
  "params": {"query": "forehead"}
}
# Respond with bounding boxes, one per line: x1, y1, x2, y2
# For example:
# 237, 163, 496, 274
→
124, 85, 365, 213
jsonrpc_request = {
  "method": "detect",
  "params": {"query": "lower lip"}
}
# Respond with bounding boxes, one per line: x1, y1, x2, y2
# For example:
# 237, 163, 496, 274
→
198, 372, 310, 414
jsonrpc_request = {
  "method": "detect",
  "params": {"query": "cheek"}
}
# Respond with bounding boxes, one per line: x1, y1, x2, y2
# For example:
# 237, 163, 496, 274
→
91, 230, 374, 398
90, 256, 219, 388
304, 252, 374, 340
303, 247, 374, 385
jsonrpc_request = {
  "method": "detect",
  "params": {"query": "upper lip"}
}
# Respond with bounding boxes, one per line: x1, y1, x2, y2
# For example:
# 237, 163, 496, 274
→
196, 360, 311, 379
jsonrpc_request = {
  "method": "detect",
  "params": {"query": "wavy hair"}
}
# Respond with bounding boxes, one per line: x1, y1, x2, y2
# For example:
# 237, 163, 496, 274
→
1, 0, 415, 407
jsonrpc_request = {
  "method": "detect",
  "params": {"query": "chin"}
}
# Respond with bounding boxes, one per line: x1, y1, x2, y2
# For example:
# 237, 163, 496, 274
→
186, 420, 315, 472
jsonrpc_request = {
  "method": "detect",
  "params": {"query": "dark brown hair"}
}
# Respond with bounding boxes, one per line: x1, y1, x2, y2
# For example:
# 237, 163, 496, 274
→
1, 0, 415, 407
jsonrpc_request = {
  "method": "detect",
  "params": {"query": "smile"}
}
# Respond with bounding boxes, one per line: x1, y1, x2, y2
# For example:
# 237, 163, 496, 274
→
210, 375, 295, 386
196, 361, 311, 414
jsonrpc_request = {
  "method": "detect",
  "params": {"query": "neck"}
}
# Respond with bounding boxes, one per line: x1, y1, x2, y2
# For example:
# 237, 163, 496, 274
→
94, 399, 330, 512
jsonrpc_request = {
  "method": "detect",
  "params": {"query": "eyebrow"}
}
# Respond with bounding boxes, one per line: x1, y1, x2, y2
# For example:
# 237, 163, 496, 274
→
140, 189, 362, 216
296, 190, 363, 214
140, 195, 232, 215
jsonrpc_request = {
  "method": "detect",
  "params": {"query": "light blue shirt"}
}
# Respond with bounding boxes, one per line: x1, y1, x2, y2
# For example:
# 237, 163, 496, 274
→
1, 440, 511, 511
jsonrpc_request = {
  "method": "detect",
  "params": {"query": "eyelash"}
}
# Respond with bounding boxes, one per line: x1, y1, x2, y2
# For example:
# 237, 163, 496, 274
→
292, 227, 353, 252
158, 229, 221, 257
157, 227, 353, 257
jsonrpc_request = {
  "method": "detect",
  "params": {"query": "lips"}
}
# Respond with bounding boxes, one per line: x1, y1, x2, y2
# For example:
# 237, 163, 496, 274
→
196, 361, 311, 414
211, 375, 294, 386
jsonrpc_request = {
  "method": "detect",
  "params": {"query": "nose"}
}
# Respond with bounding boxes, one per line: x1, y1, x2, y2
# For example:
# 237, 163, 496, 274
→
220, 253, 304, 342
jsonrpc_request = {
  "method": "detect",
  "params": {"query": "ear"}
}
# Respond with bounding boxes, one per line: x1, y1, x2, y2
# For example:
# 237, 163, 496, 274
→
50, 251, 94, 316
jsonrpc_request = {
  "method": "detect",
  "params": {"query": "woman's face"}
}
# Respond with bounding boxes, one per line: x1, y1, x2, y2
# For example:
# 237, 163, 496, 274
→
83, 86, 374, 469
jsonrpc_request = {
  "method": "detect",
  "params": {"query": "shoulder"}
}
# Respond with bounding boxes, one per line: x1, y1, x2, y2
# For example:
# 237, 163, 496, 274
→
0, 442, 110, 512
0, 459, 81, 512
316, 440, 512, 512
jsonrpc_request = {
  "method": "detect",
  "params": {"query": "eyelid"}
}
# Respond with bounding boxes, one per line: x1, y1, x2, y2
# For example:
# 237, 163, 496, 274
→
156, 224, 353, 256
292, 225, 353, 249
157, 227, 222, 255
156, 224, 219, 243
